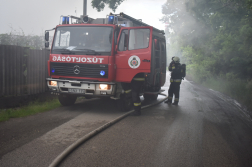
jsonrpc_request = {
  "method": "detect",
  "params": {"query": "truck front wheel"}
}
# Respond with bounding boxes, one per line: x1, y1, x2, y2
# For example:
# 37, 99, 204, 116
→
58, 94, 77, 106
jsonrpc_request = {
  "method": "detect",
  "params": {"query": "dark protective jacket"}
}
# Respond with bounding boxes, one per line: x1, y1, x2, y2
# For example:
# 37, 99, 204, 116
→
168, 61, 182, 82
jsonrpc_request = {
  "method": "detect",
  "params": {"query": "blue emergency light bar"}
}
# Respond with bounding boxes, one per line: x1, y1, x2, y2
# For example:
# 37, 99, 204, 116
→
108, 16, 114, 24
62, 17, 69, 24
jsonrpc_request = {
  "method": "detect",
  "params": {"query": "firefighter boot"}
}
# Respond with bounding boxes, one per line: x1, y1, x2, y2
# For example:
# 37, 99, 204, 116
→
132, 110, 141, 116
164, 100, 172, 104
131, 103, 141, 116
172, 101, 178, 105
172, 98, 179, 105
130, 109, 141, 116
164, 96, 172, 104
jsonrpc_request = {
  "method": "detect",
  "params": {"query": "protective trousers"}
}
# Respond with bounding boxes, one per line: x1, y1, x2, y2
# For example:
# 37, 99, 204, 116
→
168, 82, 181, 103
131, 79, 143, 112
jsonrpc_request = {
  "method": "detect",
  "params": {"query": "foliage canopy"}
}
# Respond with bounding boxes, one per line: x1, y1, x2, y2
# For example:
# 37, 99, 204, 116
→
91, 0, 126, 12
163, 0, 252, 81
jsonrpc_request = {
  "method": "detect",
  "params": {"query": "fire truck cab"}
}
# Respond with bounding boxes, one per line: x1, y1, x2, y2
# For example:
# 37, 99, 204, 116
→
45, 13, 166, 111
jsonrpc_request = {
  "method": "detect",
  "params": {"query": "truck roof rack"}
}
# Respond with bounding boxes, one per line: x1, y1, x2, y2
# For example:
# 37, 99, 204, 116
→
119, 12, 165, 35
58, 13, 165, 35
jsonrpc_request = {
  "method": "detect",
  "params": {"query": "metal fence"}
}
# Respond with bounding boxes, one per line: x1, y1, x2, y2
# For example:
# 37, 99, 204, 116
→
0, 45, 50, 96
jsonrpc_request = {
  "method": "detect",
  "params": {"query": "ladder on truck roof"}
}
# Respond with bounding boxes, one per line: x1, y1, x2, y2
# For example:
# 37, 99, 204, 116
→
118, 12, 165, 35
59, 13, 165, 36
109, 12, 165, 35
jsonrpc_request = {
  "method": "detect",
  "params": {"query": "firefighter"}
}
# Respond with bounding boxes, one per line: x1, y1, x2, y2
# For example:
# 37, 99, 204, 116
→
165, 57, 182, 105
124, 74, 145, 116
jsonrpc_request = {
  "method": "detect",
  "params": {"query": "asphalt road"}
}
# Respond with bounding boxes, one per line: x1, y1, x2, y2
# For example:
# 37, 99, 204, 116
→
1, 73, 252, 167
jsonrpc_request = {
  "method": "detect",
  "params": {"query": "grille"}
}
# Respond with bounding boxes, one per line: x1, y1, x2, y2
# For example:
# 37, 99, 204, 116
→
50, 62, 108, 78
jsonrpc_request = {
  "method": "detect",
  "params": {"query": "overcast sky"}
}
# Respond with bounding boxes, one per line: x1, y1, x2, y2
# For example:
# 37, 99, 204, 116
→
0, 0, 166, 35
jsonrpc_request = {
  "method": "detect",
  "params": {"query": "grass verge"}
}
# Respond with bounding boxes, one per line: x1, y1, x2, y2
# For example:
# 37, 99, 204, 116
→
187, 73, 252, 112
0, 99, 61, 122
202, 78, 252, 111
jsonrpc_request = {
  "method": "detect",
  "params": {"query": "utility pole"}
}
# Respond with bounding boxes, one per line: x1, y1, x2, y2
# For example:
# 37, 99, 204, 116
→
83, 0, 87, 16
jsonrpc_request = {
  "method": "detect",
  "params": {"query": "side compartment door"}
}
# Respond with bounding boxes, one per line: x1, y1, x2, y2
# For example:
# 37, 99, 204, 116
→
115, 27, 152, 83
148, 36, 166, 91
160, 41, 167, 86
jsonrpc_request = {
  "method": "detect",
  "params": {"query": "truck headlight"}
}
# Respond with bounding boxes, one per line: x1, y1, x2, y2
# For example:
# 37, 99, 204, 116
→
49, 81, 57, 86
99, 84, 111, 90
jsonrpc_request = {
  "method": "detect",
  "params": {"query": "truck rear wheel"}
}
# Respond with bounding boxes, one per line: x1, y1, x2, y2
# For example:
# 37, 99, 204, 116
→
58, 94, 77, 106
116, 94, 132, 112
144, 93, 158, 101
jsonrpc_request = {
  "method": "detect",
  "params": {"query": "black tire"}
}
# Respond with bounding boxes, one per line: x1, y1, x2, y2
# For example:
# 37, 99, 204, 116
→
144, 93, 158, 101
116, 94, 132, 112
58, 94, 77, 106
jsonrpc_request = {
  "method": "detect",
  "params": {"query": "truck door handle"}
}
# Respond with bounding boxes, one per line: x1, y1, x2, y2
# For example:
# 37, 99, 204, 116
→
142, 59, 150, 62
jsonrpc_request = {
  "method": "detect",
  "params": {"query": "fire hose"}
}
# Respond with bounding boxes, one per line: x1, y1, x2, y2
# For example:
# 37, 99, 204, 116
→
49, 93, 168, 167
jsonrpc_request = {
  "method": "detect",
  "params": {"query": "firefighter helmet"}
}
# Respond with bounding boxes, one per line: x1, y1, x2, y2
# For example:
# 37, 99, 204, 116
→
173, 57, 180, 63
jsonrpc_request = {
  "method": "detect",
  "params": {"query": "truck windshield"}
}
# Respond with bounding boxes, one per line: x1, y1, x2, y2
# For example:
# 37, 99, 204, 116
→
51, 26, 113, 55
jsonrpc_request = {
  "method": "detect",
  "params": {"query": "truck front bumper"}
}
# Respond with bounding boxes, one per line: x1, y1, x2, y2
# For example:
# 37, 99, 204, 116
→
46, 78, 116, 97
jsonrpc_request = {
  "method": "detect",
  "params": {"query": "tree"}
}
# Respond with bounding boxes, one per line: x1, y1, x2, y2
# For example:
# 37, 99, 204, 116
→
91, 0, 126, 12
162, 0, 252, 80
247, 0, 252, 9
0, 29, 46, 50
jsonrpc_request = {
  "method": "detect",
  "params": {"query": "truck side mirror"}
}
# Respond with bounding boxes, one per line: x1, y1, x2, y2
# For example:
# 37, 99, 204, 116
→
45, 32, 49, 41
45, 41, 49, 48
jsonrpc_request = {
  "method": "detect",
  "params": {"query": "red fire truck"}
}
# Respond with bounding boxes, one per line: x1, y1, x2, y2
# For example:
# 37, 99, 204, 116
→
45, 13, 167, 111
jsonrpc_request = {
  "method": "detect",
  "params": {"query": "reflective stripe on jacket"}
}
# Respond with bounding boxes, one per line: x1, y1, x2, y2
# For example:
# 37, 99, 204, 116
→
170, 79, 181, 83
134, 102, 141, 106
133, 78, 145, 81
125, 89, 132, 94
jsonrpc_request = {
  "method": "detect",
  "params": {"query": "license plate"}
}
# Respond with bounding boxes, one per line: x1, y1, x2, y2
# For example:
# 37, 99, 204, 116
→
68, 88, 85, 93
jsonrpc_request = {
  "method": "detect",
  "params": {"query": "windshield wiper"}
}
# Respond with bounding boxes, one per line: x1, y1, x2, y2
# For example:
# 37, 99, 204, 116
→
53, 48, 102, 55
53, 49, 76, 54
74, 49, 101, 55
